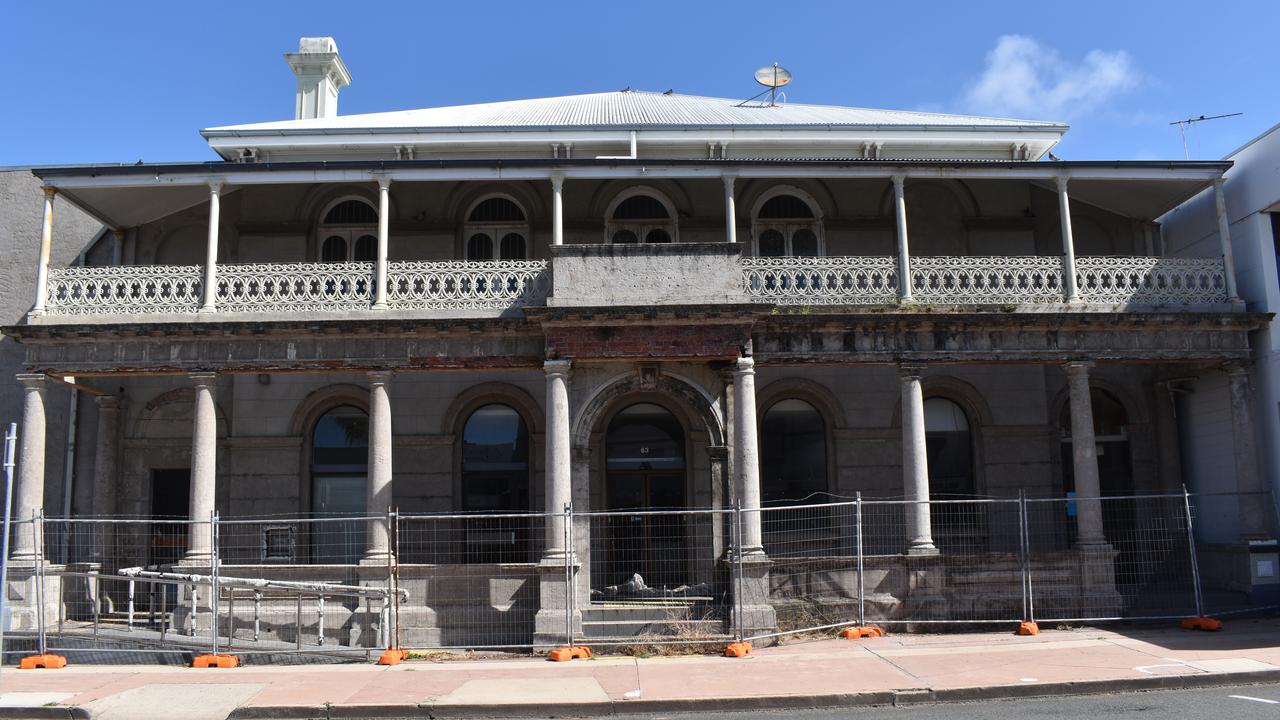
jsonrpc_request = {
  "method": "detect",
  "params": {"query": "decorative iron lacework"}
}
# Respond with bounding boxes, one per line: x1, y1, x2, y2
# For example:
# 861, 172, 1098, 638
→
216, 262, 374, 313
741, 256, 898, 305
45, 265, 203, 315
1075, 256, 1228, 306
911, 256, 1064, 304
386, 260, 551, 309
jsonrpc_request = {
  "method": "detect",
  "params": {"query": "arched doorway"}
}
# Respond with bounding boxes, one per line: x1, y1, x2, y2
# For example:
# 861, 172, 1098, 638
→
311, 405, 368, 564
598, 402, 688, 590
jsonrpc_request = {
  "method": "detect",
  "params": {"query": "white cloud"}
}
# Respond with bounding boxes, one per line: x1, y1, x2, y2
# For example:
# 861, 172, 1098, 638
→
961, 35, 1140, 121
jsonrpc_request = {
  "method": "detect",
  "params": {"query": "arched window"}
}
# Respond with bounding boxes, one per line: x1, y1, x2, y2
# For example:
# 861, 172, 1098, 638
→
924, 398, 974, 499
761, 399, 827, 505
606, 190, 678, 244
461, 404, 531, 563
318, 198, 378, 263
752, 190, 823, 257
311, 405, 368, 564
465, 196, 529, 260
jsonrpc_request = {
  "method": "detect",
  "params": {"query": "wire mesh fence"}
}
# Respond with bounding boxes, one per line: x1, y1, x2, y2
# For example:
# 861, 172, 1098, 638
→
2, 491, 1276, 662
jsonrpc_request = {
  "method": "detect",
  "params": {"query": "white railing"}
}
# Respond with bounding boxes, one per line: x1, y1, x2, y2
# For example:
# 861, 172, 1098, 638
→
386, 260, 551, 310
216, 262, 374, 313
1075, 257, 1229, 306
911, 256, 1064, 304
44, 265, 203, 315
741, 256, 898, 305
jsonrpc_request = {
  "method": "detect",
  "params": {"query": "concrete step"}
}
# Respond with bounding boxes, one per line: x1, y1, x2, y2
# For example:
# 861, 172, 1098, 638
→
581, 603, 701, 622
579, 617, 726, 639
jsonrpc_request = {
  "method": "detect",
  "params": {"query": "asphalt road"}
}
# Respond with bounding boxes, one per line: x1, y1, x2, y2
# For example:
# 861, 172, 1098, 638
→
603, 682, 1280, 719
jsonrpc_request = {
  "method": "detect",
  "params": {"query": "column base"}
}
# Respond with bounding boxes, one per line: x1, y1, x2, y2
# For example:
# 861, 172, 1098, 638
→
727, 554, 777, 640
533, 556, 581, 650
4, 565, 63, 632
906, 542, 939, 557
1074, 543, 1121, 618
358, 553, 393, 567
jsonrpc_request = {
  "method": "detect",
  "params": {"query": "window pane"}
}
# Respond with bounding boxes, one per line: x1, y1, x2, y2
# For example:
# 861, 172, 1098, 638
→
612, 229, 639, 244
467, 233, 494, 260
792, 229, 819, 256
323, 199, 377, 225
499, 233, 526, 260
312, 406, 368, 468
613, 194, 669, 220
321, 235, 347, 262
644, 228, 672, 244
353, 235, 377, 262
462, 405, 529, 515
759, 194, 814, 219
469, 197, 525, 222
761, 399, 826, 504
759, 230, 785, 257
606, 403, 685, 471
924, 398, 972, 497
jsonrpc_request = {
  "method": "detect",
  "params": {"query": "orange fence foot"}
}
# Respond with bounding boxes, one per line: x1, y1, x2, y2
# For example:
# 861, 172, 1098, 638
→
1181, 617, 1223, 631
19, 654, 67, 670
1017, 621, 1040, 636
724, 641, 753, 657
192, 654, 239, 668
378, 648, 410, 666
839, 626, 884, 639
548, 645, 592, 662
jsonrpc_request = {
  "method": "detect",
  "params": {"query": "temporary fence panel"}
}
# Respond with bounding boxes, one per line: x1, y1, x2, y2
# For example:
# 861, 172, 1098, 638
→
755, 501, 860, 635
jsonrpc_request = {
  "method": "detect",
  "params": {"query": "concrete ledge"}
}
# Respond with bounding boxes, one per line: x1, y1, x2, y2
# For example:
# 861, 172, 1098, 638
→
0, 708, 89, 720
221, 668, 1280, 718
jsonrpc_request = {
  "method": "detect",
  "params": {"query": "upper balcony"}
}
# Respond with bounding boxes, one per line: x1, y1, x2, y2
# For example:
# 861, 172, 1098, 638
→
23, 158, 1240, 326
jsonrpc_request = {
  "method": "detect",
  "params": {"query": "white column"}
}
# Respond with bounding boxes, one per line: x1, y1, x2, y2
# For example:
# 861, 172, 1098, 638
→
11, 374, 47, 560
373, 178, 391, 309
184, 373, 217, 563
892, 175, 913, 302
899, 365, 936, 554
28, 187, 56, 319
199, 182, 222, 313
1213, 178, 1242, 303
365, 371, 393, 560
1065, 362, 1106, 546
544, 360, 572, 558
551, 175, 565, 246
1057, 176, 1080, 303
1225, 362, 1268, 537
733, 357, 764, 555
723, 175, 738, 244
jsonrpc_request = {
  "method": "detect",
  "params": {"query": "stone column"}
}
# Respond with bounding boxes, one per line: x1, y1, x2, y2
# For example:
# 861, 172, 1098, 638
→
1057, 176, 1080, 303
199, 182, 222, 313
543, 360, 572, 558
183, 373, 217, 563
899, 365, 936, 554
373, 178, 391, 309
28, 187, 55, 319
723, 175, 737, 244
364, 371, 393, 561
90, 395, 122, 564
1213, 178, 1242, 303
11, 374, 47, 561
1065, 362, 1106, 546
1152, 381, 1183, 490
733, 357, 764, 554
551, 175, 564, 247
892, 175, 913, 302
1225, 362, 1268, 538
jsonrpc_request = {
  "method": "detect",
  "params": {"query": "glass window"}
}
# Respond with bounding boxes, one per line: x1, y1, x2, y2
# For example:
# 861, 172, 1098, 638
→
792, 229, 819, 256
321, 236, 347, 262
467, 233, 494, 261
924, 398, 973, 498
612, 229, 639, 244
761, 399, 827, 504
499, 233, 526, 260
608, 192, 677, 244
759, 194, 814, 219
753, 191, 823, 256
323, 199, 377, 225
613, 194, 670, 220
469, 197, 525, 223
606, 403, 685, 471
758, 230, 786, 257
461, 404, 530, 511
645, 228, 672, 244
353, 235, 377, 262
311, 405, 368, 564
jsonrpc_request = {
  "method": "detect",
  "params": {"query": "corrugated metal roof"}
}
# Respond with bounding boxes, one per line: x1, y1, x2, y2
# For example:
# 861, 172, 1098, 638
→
205, 91, 1064, 134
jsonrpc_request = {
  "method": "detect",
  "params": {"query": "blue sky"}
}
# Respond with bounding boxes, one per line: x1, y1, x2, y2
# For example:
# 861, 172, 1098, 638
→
3, 1, 1276, 165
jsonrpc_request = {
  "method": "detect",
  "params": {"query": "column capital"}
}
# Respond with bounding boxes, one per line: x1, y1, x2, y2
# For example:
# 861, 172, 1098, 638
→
375, 175, 393, 191
41, 185, 57, 199
550, 174, 564, 190
897, 363, 926, 380
733, 356, 755, 375
208, 180, 224, 193
1213, 176, 1226, 190
722, 173, 737, 186
189, 371, 218, 386
95, 394, 122, 411
1063, 360, 1095, 377
1222, 359, 1253, 377
891, 174, 905, 190
15, 372, 46, 389
1055, 175, 1070, 192
544, 358, 572, 378
367, 369, 394, 385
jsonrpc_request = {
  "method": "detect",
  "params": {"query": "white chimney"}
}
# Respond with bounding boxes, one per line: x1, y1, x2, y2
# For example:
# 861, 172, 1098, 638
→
284, 37, 352, 120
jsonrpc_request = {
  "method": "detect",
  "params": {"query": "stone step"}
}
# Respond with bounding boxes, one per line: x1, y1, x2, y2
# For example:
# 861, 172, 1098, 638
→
579, 617, 726, 640
581, 603, 703, 622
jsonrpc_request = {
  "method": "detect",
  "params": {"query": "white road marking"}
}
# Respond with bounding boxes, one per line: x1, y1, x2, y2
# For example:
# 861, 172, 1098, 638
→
1020, 678, 1038, 683
1229, 695, 1280, 704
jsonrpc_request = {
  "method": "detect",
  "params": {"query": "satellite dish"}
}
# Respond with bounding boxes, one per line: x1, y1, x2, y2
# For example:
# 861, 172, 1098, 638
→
754, 64, 792, 88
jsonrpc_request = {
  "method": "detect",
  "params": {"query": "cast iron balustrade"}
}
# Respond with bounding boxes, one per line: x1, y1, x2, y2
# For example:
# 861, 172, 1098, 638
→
44, 264, 203, 316
217, 261, 374, 312
1074, 256, 1229, 306
385, 260, 551, 310
741, 256, 899, 305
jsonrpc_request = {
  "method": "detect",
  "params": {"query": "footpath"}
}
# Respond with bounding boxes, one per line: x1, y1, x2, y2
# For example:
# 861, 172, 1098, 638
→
2, 620, 1280, 719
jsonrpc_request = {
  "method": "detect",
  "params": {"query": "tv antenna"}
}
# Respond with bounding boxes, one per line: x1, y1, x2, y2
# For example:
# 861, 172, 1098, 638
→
736, 63, 792, 107
1169, 112, 1242, 159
